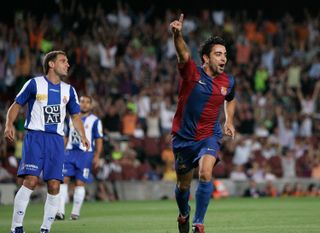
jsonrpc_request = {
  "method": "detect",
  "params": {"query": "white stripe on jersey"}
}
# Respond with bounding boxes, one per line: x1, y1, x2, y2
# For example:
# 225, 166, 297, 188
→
65, 114, 103, 152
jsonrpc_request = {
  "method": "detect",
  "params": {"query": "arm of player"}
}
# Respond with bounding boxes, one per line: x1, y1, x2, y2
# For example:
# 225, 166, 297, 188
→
170, 13, 189, 63
4, 102, 22, 143
224, 99, 236, 139
93, 138, 103, 170
63, 136, 69, 148
71, 113, 90, 151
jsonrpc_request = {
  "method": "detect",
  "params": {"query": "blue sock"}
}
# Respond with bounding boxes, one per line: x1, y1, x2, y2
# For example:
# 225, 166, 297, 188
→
193, 181, 213, 224
175, 186, 190, 217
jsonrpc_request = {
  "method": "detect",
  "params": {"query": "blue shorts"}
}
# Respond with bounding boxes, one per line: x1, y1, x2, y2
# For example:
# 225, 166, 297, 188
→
18, 130, 64, 182
172, 134, 221, 175
63, 150, 94, 183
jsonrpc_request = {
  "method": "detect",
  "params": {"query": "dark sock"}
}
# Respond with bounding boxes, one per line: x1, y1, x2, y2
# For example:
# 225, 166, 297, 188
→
175, 185, 190, 217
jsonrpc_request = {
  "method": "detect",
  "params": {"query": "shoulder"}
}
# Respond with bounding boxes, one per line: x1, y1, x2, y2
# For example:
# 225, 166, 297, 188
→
34, 75, 45, 80
32, 76, 45, 84
223, 73, 236, 86
60, 81, 71, 88
222, 73, 235, 80
90, 114, 101, 122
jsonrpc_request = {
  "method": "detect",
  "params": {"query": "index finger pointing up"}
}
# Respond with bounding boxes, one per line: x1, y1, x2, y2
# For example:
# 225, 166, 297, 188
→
179, 13, 184, 23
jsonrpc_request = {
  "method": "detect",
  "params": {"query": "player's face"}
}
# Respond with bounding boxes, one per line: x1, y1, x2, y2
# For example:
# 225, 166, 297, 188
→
207, 44, 227, 75
80, 97, 92, 113
53, 54, 70, 78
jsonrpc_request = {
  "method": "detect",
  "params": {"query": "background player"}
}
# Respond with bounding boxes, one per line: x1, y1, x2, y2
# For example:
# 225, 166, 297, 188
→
170, 14, 236, 233
56, 95, 103, 220
4, 50, 89, 233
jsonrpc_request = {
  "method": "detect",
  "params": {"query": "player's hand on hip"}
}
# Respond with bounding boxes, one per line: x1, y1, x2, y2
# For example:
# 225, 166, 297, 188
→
81, 137, 90, 151
170, 13, 184, 36
4, 124, 15, 143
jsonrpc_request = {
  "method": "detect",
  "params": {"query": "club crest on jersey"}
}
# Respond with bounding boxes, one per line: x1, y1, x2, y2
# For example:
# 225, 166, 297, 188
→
220, 86, 227, 96
63, 96, 68, 104
44, 105, 61, 124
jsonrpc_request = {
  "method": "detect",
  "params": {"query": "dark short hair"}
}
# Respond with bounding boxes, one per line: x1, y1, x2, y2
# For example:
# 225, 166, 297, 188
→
80, 95, 93, 103
199, 36, 226, 64
42, 50, 66, 74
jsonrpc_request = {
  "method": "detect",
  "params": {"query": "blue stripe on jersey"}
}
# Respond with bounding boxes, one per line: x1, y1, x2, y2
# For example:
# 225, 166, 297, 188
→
14, 79, 37, 128
179, 71, 213, 139
91, 119, 99, 151
227, 75, 235, 93
64, 117, 70, 136
213, 107, 223, 138
26, 86, 37, 127
45, 78, 61, 133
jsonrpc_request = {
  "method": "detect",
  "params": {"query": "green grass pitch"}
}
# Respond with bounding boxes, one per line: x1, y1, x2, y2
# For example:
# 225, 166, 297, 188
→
1, 197, 319, 233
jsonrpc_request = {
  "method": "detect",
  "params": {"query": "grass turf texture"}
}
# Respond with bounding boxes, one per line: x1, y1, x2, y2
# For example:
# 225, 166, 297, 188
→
1, 197, 319, 233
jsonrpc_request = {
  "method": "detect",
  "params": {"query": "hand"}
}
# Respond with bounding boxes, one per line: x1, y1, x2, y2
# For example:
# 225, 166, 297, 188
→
81, 136, 90, 151
4, 124, 16, 143
92, 156, 100, 171
224, 121, 235, 139
170, 13, 184, 36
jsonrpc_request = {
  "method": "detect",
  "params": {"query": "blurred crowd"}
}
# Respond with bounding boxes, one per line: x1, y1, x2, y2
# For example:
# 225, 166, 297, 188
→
0, 0, 320, 199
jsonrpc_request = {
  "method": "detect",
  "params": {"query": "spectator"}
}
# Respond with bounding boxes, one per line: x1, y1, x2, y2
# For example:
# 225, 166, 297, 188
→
243, 179, 262, 198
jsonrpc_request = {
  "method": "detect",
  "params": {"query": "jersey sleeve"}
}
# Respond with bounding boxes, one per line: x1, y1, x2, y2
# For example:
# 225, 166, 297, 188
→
93, 119, 104, 139
225, 75, 236, 102
178, 58, 200, 82
15, 79, 36, 106
67, 86, 80, 115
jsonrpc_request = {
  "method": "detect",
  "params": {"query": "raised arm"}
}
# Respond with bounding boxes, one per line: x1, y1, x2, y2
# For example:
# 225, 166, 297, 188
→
169, 13, 190, 63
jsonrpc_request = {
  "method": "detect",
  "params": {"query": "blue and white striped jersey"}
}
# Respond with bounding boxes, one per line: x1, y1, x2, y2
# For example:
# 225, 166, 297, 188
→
15, 76, 80, 136
65, 114, 103, 152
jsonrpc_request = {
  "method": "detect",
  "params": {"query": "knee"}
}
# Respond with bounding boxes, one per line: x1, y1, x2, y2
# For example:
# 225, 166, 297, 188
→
177, 182, 191, 192
23, 176, 38, 190
47, 181, 60, 195
198, 170, 212, 182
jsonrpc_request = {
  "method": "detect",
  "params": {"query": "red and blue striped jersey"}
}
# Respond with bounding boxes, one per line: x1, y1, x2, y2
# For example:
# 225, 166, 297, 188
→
172, 58, 235, 141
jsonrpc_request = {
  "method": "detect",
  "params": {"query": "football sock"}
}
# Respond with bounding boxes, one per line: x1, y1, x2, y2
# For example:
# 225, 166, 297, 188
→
71, 186, 85, 216
40, 193, 60, 230
193, 180, 213, 224
11, 185, 33, 230
175, 185, 190, 217
58, 184, 68, 215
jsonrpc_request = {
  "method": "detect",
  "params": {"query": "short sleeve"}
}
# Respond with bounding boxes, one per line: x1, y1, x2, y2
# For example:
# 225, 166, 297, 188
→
67, 86, 80, 115
93, 119, 104, 139
15, 79, 36, 106
225, 76, 236, 102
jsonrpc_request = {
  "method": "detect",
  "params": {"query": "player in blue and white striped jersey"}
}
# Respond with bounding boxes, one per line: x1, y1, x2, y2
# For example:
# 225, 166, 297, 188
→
4, 50, 90, 233
56, 95, 103, 221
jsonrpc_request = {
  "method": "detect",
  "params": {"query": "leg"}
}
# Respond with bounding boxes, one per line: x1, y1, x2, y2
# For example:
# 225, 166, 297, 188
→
176, 170, 193, 216
40, 179, 60, 231
10, 175, 38, 231
70, 179, 86, 219
193, 155, 215, 229
56, 176, 71, 220
176, 170, 193, 233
